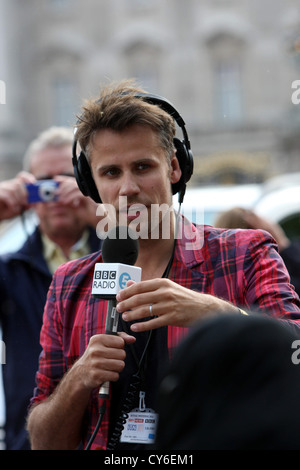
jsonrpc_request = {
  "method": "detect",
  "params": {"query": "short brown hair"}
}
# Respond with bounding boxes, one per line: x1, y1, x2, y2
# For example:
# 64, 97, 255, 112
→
75, 79, 176, 162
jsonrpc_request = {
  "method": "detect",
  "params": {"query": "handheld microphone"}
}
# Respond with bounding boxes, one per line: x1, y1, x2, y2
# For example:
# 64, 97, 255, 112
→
92, 226, 141, 398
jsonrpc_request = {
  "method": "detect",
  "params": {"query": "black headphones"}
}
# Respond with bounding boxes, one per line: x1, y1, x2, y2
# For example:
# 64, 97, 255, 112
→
72, 92, 194, 204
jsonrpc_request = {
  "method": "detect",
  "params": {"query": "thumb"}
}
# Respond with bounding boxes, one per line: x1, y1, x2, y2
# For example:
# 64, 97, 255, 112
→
118, 331, 136, 344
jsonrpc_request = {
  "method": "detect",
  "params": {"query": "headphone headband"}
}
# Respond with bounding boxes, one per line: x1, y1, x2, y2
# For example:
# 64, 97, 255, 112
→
72, 92, 193, 204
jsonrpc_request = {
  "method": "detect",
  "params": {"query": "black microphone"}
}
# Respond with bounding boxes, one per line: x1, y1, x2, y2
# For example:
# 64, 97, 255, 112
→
102, 225, 139, 265
92, 226, 140, 398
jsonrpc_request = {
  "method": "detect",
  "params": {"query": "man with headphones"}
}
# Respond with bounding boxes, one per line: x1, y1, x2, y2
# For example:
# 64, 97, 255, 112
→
27, 79, 300, 450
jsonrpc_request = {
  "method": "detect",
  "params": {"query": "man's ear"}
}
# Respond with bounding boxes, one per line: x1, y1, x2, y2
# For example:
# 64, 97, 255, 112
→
170, 155, 182, 185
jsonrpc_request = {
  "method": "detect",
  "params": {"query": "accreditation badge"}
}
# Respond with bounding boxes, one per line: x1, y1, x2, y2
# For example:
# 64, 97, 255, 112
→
120, 391, 158, 444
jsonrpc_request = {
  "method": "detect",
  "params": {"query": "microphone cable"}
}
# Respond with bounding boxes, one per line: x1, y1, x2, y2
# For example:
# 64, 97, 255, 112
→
84, 332, 152, 451
106, 323, 153, 450
84, 319, 154, 451
84, 397, 107, 451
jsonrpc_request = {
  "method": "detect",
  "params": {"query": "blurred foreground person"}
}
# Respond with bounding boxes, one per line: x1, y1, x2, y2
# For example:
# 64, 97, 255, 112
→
0, 127, 100, 449
155, 313, 300, 450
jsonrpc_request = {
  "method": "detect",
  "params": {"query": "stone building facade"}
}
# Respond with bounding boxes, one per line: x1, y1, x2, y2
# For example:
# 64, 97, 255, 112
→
0, 0, 299, 184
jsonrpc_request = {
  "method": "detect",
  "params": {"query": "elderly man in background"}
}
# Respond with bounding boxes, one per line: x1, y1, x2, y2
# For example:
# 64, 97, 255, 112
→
0, 127, 101, 449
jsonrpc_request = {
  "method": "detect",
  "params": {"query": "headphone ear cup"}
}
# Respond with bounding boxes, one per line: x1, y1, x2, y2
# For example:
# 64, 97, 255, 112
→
75, 151, 102, 203
172, 138, 194, 196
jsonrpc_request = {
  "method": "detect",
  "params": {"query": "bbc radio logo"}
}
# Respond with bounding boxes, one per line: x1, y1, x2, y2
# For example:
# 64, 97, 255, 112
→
94, 269, 117, 289
93, 269, 131, 290
95, 270, 117, 281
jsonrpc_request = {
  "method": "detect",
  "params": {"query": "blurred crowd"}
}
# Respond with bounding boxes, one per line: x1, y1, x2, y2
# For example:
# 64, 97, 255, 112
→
214, 207, 300, 297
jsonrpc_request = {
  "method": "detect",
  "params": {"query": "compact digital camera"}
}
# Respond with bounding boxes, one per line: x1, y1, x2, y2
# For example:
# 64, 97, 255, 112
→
26, 180, 59, 203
